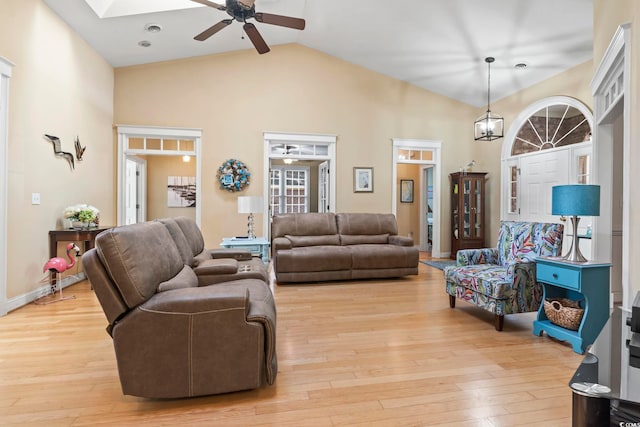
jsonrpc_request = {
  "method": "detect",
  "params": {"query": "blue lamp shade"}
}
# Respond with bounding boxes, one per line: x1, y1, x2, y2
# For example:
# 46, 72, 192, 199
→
551, 185, 600, 216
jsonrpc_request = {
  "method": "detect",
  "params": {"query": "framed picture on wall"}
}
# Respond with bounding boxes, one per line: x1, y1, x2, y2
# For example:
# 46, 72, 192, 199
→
168, 176, 196, 207
353, 167, 373, 192
400, 179, 414, 203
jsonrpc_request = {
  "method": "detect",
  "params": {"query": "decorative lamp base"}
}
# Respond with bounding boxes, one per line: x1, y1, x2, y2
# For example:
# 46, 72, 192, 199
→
562, 216, 588, 263
247, 213, 255, 239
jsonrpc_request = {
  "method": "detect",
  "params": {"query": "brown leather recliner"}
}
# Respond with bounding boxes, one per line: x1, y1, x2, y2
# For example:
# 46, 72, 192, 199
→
82, 221, 277, 399
157, 216, 268, 285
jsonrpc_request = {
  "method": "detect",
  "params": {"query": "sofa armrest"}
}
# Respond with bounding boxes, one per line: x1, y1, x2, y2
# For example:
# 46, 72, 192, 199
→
209, 249, 253, 261
456, 247, 499, 266
194, 258, 239, 276
388, 235, 414, 247
272, 237, 292, 252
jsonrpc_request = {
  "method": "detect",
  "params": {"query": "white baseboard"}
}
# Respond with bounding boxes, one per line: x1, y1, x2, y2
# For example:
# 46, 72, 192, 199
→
6, 272, 86, 313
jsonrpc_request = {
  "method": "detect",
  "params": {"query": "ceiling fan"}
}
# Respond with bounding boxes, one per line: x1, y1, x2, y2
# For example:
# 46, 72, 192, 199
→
190, 0, 306, 54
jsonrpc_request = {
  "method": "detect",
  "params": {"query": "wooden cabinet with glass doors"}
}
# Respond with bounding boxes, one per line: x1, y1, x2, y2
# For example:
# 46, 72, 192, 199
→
450, 172, 487, 259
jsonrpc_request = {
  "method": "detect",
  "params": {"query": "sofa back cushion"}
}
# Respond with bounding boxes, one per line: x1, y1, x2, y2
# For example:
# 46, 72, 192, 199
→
285, 234, 340, 247
173, 216, 205, 258
272, 213, 338, 238
157, 217, 195, 266
497, 221, 564, 265
96, 222, 185, 309
336, 213, 398, 236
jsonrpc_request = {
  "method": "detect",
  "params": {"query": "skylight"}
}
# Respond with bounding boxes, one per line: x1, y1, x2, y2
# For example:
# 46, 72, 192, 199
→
83, 0, 201, 19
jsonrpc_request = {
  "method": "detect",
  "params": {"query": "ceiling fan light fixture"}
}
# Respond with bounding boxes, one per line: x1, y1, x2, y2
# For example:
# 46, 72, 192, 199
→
474, 57, 504, 141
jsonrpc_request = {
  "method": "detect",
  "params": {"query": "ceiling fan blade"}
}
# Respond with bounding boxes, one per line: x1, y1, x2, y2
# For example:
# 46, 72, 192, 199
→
255, 12, 305, 30
238, 0, 255, 9
243, 23, 270, 54
189, 0, 226, 11
194, 19, 233, 41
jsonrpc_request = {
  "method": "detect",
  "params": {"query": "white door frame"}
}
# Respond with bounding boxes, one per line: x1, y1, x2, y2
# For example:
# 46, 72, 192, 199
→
116, 125, 202, 226
590, 23, 631, 308
0, 57, 13, 317
391, 139, 442, 257
263, 132, 337, 240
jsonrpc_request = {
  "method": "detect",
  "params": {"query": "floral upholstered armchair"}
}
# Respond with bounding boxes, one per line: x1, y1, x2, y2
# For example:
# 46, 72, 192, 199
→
444, 221, 564, 331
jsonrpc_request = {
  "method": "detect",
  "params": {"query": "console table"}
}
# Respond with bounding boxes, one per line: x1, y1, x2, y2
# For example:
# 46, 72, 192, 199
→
220, 237, 270, 263
533, 257, 611, 354
48, 226, 111, 285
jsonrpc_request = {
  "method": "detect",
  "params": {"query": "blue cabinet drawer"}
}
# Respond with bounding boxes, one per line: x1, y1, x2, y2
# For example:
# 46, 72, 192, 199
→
537, 262, 581, 290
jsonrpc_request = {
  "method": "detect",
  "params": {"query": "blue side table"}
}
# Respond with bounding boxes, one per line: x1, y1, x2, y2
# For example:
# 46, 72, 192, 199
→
533, 257, 611, 354
220, 237, 270, 263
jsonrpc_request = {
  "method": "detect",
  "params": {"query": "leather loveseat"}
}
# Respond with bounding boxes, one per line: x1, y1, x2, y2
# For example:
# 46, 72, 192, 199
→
82, 221, 277, 398
271, 212, 419, 283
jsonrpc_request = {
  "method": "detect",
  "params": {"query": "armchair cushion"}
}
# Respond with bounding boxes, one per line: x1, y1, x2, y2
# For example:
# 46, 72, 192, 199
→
456, 247, 500, 266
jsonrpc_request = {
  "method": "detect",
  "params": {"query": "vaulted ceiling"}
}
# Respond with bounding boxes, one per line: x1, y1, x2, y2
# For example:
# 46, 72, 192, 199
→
43, 0, 593, 107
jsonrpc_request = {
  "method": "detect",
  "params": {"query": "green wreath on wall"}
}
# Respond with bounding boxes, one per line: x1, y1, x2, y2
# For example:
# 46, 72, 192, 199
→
216, 158, 251, 192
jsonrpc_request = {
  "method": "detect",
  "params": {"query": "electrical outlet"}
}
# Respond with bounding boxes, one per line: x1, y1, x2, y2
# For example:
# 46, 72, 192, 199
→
31, 193, 41, 205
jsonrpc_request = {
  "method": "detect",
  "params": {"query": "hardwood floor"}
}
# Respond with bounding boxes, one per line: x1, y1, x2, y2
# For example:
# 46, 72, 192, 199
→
0, 257, 583, 426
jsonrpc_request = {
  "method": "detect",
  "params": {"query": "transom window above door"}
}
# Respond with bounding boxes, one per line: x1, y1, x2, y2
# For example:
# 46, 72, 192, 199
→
512, 104, 591, 156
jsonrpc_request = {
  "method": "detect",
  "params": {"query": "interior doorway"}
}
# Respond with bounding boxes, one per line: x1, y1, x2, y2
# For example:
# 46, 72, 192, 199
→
391, 139, 442, 257
117, 125, 202, 226
263, 132, 337, 240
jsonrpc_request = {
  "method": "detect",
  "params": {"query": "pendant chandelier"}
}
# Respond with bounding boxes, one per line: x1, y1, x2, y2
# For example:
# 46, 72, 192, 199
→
474, 57, 504, 141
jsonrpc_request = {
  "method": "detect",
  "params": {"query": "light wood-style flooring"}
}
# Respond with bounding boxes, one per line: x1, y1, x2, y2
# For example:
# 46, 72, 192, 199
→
1, 257, 584, 426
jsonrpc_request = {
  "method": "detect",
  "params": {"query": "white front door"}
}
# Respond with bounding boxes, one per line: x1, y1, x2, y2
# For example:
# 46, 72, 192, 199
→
519, 149, 569, 223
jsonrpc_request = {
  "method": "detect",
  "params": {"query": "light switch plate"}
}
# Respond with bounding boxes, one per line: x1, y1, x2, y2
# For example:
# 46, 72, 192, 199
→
31, 193, 41, 205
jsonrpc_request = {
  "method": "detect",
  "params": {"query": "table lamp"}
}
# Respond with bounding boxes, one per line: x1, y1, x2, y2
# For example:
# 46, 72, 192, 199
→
551, 184, 600, 262
237, 196, 263, 239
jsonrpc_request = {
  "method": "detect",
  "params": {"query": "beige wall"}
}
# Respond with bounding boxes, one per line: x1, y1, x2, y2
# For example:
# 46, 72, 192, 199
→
114, 44, 478, 250
0, 0, 114, 300
145, 155, 197, 221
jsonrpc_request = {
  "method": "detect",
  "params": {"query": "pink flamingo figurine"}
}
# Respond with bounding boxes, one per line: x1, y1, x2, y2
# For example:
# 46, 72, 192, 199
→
40, 242, 80, 303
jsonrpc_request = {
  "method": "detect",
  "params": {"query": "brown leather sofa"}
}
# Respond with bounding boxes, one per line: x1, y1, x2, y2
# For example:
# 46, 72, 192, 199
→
272, 213, 419, 283
158, 216, 268, 285
82, 221, 277, 399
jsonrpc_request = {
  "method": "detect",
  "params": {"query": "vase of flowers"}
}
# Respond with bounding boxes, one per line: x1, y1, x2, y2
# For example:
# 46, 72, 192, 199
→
63, 204, 100, 229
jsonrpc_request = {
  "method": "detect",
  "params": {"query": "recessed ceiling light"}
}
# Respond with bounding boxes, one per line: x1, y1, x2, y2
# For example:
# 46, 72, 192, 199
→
138, 40, 152, 48
515, 62, 528, 70
144, 23, 162, 33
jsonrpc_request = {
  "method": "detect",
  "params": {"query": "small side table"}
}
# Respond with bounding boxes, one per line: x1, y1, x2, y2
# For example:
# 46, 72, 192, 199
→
220, 237, 270, 263
533, 257, 611, 354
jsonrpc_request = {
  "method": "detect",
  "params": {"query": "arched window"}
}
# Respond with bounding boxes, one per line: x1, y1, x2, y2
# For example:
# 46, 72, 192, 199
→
512, 104, 591, 156
501, 96, 593, 221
